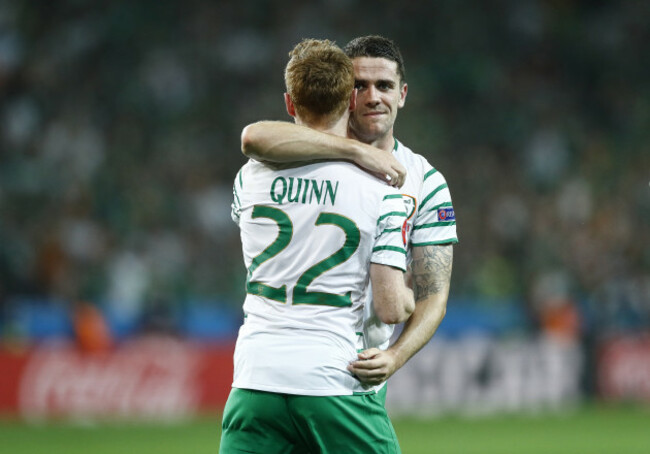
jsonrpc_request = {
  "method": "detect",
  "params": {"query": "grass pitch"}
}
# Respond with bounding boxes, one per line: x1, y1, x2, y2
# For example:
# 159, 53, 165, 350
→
1, 405, 648, 453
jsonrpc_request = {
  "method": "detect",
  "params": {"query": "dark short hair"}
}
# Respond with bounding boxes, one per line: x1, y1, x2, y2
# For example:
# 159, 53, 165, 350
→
285, 39, 355, 123
343, 35, 406, 83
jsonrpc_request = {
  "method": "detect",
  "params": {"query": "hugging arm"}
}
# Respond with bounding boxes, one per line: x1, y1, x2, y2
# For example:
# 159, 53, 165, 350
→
241, 121, 406, 187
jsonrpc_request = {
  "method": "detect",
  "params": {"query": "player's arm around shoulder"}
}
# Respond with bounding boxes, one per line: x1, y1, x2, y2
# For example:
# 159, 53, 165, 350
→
240, 121, 406, 187
369, 263, 415, 324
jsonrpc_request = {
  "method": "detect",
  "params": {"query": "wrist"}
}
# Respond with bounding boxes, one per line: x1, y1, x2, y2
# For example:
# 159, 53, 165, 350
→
386, 345, 407, 370
343, 140, 367, 163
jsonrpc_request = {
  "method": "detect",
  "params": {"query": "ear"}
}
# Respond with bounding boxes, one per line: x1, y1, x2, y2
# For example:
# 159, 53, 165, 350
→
398, 83, 408, 108
348, 88, 357, 112
284, 93, 296, 117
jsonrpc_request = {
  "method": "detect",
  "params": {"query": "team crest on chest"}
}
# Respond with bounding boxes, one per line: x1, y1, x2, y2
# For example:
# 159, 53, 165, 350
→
400, 195, 416, 245
401, 195, 416, 220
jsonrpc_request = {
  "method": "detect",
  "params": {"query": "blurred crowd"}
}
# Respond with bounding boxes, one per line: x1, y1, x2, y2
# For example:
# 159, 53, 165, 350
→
1, 0, 648, 342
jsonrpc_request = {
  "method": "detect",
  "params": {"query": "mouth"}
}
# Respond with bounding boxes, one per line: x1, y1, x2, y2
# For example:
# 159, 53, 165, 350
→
363, 111, 385, 117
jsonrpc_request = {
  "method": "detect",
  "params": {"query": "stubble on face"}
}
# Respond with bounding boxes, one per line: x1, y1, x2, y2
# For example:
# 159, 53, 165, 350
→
348, 57, 406, 151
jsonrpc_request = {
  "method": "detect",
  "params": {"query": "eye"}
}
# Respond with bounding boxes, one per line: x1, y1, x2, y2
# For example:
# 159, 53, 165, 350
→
354, 82, 365, 90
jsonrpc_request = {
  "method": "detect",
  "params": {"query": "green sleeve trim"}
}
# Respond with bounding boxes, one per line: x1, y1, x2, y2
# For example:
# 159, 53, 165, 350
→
372, 245, 407, 255
423, 168, 438, 181
420, 183, 448, 211
376, 211, 407, 224
383, 194, 403, 200
382, 227, 402, 233
426, 201, 453, 212
233, 184, 241, 207
411, 239, 459, 246
413, 221, 456, 230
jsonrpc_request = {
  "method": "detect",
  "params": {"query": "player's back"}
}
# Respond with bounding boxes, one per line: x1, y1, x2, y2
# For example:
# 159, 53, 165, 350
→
231, 159, 406, 395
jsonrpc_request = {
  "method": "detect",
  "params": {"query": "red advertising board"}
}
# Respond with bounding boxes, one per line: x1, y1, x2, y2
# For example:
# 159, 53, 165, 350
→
0, 337, 235, 420
598, 334, 650, 402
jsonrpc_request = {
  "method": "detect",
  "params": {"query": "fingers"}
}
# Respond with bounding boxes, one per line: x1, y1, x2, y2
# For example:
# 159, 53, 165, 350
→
386, 164, 406, 188
347, 361, 389, 385
357, 146, 406, 187
347, 349, 390, 385
357, 348, 381, 360
385, 173, 401, 188
349, 358, 382, 370
347, 348, 399, 385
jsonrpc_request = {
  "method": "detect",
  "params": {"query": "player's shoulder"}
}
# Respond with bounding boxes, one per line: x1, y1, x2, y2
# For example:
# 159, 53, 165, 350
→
239, 158, 263, 176
311, 160, 392, 186
395, 139, 448, 183
309, 162, 402, 209
395, 139, 432, 169
235, 158, 267, 187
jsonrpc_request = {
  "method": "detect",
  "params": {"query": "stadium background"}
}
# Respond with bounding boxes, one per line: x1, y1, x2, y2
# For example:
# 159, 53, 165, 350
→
1, 0, 649, 452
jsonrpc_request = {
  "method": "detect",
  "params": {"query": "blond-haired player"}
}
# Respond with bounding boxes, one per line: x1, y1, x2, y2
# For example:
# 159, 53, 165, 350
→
220, 39, 414, 454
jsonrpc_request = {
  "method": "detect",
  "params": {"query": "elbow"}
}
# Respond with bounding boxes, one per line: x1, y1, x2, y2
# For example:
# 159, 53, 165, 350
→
396, 298, 416, 323
376, 293, 415, 325
241, 124, 262, 159
439, 305, 447, 321
378, 309, 411, 325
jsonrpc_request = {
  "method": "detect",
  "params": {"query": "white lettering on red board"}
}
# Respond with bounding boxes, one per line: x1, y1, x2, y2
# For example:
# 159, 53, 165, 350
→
19, 337, 200, 421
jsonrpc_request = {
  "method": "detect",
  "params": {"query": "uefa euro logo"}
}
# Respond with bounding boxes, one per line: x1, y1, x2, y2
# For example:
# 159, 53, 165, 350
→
437, 207, 455, 221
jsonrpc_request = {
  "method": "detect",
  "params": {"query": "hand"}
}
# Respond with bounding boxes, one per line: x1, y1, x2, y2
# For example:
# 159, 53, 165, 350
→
354, 145, 407, 188
347, 348, 400, 385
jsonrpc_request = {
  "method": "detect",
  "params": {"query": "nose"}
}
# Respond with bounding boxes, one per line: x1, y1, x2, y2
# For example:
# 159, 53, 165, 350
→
365, 86, 380, 106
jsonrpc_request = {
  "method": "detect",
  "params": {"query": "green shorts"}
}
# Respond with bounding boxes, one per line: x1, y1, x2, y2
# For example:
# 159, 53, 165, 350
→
219, 387, 401, 454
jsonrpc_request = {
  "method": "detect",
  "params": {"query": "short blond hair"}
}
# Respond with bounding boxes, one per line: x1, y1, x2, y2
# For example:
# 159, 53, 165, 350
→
284, 39, 355, 124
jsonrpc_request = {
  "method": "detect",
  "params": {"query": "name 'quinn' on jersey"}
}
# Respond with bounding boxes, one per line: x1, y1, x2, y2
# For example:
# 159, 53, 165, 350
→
270, 176, 339, 205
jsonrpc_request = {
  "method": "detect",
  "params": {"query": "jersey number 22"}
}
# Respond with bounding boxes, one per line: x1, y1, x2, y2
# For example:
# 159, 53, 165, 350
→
247, 205, 360, 307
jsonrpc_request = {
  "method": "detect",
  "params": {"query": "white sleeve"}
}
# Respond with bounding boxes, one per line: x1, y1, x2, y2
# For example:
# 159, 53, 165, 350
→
231, 167, 243, 225
411, 166, 458, 246
371, 193, 408, 271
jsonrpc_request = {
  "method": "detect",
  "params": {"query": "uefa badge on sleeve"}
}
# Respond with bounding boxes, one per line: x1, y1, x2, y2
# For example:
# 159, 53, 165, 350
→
437, 207, 455, 221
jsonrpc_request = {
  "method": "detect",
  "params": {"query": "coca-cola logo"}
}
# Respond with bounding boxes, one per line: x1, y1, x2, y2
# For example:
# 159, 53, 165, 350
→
19, 337, 200, 421
598, 336, 650, 401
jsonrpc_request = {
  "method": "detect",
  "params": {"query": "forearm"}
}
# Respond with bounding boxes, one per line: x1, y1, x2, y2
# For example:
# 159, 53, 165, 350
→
370, 263, 415, 324
348, 280, 447, 385
241, 121, 407, 186
387, 244, 453, 368
241, 121, 360, 163
387, 294, 447, 370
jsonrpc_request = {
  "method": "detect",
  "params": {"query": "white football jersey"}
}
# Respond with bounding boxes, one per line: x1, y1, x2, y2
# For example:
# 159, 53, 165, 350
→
363, 139, 459, 349
231, 159, 408, 396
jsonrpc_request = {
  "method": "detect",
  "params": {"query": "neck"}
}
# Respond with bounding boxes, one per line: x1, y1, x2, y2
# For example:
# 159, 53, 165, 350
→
372, 133, 396, 152
296, 112, 349, 138
349, 128, 395, 152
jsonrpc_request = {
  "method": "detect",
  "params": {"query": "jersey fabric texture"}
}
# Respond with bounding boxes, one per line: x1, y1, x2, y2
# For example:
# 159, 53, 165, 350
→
363, 138, 459, 350
231, 159, 408, 396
